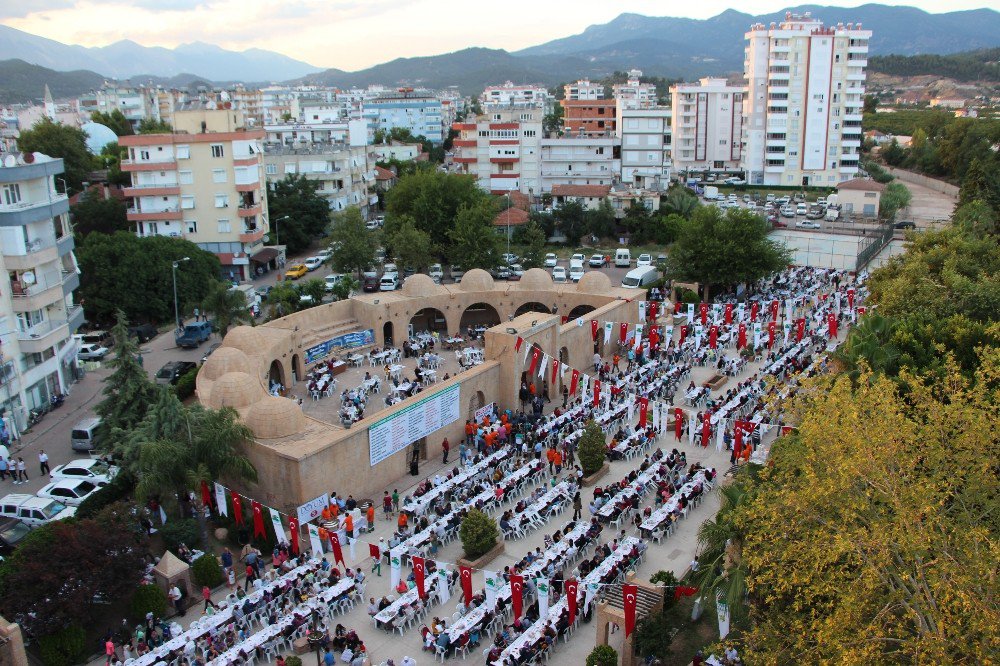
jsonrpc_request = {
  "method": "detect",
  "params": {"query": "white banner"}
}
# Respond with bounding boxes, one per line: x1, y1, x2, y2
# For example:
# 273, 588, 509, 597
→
585, 581, 600, 610
604, 321, 613, 345
638, 301, 646, 322
474, 403, 495, 424
783, 321, 792, 344
538, 354, 547, 379
688, 414, 696, 445
717, 592, 731, 639
214, 482, 228, 517
633, 324, 644, 351
437, 566, 451, 605
686, 303, 695, 325
716, 417, 725, 452
268, 508, 286, 546
308, 524, 323, 558
368, 384, 461, 467
297, 493, 330, 524
484, 570, 499, 609
753, 322, 762, 348
652, 401, 660, 431
390, 552, 402, 590
536, 577, 550, 618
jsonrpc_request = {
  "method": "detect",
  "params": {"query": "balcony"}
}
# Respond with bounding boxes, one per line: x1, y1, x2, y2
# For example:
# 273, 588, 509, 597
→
123, 182, 181, 197
2, 236, 59, 270
67, 305, 85, 333
16, 319, 70, 354
10, 270, 77, 311
121, 159, 178, 172
237, 202, 262, 218
232, 156, 259, 167
126, 205, 183, 221
0, 193, 70, 228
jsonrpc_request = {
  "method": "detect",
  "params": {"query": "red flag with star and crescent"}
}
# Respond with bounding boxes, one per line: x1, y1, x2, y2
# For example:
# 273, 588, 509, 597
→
570, 369, 579, 395
674, 408, 683, 440
288, 517, 300, 555
460, 565, 473, 606
510, 574, 524, 621
624, 584, 638, 638
591, 320, 599, 341
251, 501, 266, 539
566, 578, 579, 626
412, 556, 426, 598
330, 531, 345, 566
231, 491, 244, 525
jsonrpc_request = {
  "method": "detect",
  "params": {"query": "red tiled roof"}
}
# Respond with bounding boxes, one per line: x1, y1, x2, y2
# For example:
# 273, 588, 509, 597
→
374, 166, 396, 181
492, 207, 530, 227
551, 184, 611, 198
837, 178, 886, 193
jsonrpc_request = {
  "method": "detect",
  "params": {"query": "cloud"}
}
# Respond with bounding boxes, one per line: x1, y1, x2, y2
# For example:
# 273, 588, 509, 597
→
0, 0, 75, 19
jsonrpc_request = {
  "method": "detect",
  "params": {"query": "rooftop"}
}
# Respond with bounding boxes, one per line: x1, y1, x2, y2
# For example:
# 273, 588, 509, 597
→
552, 184, 611, 198
837, 178, 886, 193
492, 207, 530, 227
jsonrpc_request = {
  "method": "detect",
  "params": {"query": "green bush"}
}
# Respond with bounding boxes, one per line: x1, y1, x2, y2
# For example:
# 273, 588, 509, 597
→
37, 624, 87, 666
159, 518, 200, 552
578, 419, 606, 476
459, 508, 499, 560
634, 612, 674, 660
75, 471, 135, 519
284, 657, 303, 666
174, 365, 200, 400
130, 583, 167, 621
676, 287, 699, 304
192, 553, 224, 588
586, 644, 618, 666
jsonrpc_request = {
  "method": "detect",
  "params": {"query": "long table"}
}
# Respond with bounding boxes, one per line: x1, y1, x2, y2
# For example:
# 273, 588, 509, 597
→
402, 449, 508, 515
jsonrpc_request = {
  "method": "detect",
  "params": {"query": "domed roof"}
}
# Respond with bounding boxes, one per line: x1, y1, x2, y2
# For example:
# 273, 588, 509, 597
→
402, 274, 442, 297
223, 326, 266, 354
577, 271, 612, 294
207, 372, 263, 409
460, 269, 495, 292
518, 268, 553, 292
200, 346, 251, 380
245, 395, 305, 439
81, 122, 118, 154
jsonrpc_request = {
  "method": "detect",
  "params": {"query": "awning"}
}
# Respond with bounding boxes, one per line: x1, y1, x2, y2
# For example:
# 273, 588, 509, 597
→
250, 248, 280, 264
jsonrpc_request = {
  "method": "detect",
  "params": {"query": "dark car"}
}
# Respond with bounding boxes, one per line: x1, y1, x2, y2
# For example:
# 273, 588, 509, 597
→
0, 517, 31, 556
362, 274, 380, 292
894, 220, 916, 229
201, 342, 222, 365
128, 323, 158, 343
80, 330, 114, 348
155, 361, 198, 386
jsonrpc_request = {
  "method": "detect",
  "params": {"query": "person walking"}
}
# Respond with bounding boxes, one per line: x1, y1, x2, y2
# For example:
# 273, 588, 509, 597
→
15, 458, 27, 483
193, 307, 200, 322
0, 456, 8, 482
441, 438, 450, 464
168, 584, 184, 616
105, 638, 116, 666
391, 489, 400, 512
572, 492, 582, 520
202, 585, 217, 612
382, 491, 393, 518
38, 450, 50, 476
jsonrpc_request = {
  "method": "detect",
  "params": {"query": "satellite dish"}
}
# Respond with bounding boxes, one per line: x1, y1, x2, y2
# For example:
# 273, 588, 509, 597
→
3, 155, 15, 168
22, 152, 34, 164
22, 271, 36, 285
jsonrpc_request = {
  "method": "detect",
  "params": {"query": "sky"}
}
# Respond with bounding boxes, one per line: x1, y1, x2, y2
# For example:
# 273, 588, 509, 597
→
1, 0, 994, 71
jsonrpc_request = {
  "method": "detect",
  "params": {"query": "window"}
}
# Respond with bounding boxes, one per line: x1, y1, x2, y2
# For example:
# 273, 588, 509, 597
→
212, 169, 227, 183
181, 196, 195, 209
217, 220, 231, 233
186, 220, 198, 234
211, 144, 225, 158
2, 183, 21, 205
265, 164, 277, 175
176, 145, 190, 159
284, 163, 297, 174
139, 150, 150, 161
719, 139, 727, 145
179, 170, 193, 185
215, 194, 229, 208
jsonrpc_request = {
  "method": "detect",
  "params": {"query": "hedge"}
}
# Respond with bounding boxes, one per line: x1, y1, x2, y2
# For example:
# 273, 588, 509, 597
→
130, 583, 167, 621
37, 625, 87, 666
192, 553, 224, 588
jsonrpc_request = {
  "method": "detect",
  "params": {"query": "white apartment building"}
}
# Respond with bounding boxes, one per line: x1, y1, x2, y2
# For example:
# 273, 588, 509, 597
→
613, 70, 658, 109
743, 13, 870, 186
363, 93, 445, 143
0, 152, 83, 431
451, 107, 543, 195
670, 78, 746, 175
616, 104, 672, 190
121, 108, 269, 281
539, 136, 620, 193
481, 83, 555, 114
263, 143, 378, 217
564, 80, 605, 101
371, 142, 423, 162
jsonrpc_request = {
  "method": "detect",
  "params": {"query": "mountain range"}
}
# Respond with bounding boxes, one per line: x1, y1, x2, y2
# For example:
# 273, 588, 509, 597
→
1, 4, 998, 100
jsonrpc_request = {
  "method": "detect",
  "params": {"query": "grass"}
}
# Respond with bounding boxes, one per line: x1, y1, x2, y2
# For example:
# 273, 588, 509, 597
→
662, 595, 721, 665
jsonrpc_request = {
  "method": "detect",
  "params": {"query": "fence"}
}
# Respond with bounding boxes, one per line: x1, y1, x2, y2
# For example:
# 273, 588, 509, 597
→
855, 222, 895, 272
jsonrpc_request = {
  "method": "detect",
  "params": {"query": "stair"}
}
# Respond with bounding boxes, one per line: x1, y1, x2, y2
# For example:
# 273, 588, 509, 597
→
299, 318, 364, 351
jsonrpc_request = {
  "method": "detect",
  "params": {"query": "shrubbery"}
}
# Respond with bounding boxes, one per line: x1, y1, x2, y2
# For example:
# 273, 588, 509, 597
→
459, 508, 499, 560
130, 583, 167, 621
36, 624, 87, 666
175, 366, 200, 400
159, 518, 200, 552
586, 644, 618, 666
192, 553, 224, 588
578, 419, 606, 476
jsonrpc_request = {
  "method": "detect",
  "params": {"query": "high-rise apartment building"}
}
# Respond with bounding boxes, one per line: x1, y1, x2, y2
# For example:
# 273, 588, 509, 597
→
450, 107, 542, 195
564, 80, 604, 101
263, 143, 377, 217
615, 105, 672, 190
120, 108, 269, 281
0, 152, 83, 431
539, 136, 620, 193
612, 70, 658, 109
742, 13, 870, 186
670, 78, 745, 175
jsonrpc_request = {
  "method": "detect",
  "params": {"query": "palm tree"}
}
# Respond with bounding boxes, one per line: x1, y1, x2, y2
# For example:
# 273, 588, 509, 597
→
833, 313, 901, 379
662, 191, 699, 219
201, 280, 251, 336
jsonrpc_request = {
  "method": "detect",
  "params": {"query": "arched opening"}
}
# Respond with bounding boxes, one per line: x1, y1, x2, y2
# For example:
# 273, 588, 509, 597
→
459, 302, 501, 336
467, 390, 485, 420
567, 304, 595, 320
514, 302, 551, 318
383, 321, 394, 346
267, 360, 286, 393
291, 354, 302, 383
409, 307, 447, 336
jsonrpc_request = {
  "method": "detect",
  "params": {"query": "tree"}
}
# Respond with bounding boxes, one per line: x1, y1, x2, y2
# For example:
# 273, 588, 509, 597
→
328, 207, 378, 280
16, 117, 94, 191
201, 281, 250, 337
265, 280, 304, 319
299, 278, 325, 306
953, 200, 997, 238
554, 200, 587, 246
543, 103, 564, 135
0, 503, 147, 637
448, 201, 500, 270
97, 141, 129, 187
90, 109, 133, 136
387, 219, 433, 271
863, 93, 879, 114
577, 419, 606, 476
137, 117, 173, 134
881, 138, 907, 166
516, 220, 546, 268
585, 198, 616, 240
879, 181, 912, 220
957, 157, 1000, 212
665, 206, 791, 301
266, 174, 331, 254
94, 312, 156, 452
76, 232, 221, 326
585, 645, 618, 666
622, 199, 653, 242
459, 508, 499, 559
662, 188, 699, 219
69, 189, 129, 237
386, 170, 489, 252
330, 275, 359, 301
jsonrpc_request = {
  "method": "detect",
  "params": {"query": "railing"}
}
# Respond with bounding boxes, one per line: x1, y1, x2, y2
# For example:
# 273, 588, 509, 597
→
128, 205, 181, 214
856, 222, 894, 273
10, 270, 66, 297
127, 182, 180, 189
16, 318, 68, 342
0, 193, 67, 213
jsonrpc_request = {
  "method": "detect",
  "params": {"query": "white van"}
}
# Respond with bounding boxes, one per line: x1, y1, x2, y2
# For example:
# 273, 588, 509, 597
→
379, 275, 398, 292
615, 248, 631, 268
71, 417, 102, 453
621, 266, 659, 289
0, 494, 77, 528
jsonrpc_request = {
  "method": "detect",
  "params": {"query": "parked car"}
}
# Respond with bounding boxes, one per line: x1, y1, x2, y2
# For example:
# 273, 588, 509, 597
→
588, 254, 606, 268
155, 360, 198, 386
772, 218, 788, 228
428, 264, 444, 283
0, 517, 30, 555
621, 267, 660, 289
796, 203, 808, 216
551, 266, 568, 283
0, 494, 76, 528
255, 285, 273, 300
315, 249, 333, 262
303, 256, 324, 271
71, 417, 102, 453
379, 275, 399, 291
724, 177, 746, 185
128, 324, 158, 344
568, 264, 585, 282
175, 321, 212, 348
362, 273, 380, 292
324, 273, 345, 292
450, 266, 466, 281
285, 264, 308, 279
501, 253, 519, 266
894, 220, 916, 229
615, 248, 631, 267
77, 343, 109, 361
200, 342, 222, 365
780, 205, 796, 218
775, 196, 790, 206
37, 479, 101, 507
543, 253, 558, 268
507, 264, 524, 280
795, 220, 822, 229
382, 263, 399, 278
636, 254, 652, 267
491, 266, 511, 280
80, 330, 113, 348
48, 458, 118, 486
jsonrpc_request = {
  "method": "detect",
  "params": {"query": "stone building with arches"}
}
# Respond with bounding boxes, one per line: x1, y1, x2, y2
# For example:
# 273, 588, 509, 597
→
196, 268, 638, 511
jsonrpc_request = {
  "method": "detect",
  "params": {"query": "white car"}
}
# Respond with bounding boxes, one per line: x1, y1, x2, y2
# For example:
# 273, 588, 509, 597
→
551, 266, 568, 283
796, 220, 822, 229
501, 253, 518, 265
303, 256, 324, 271
780, 205, 797, 218
37, 479, 101, 507
588, 254, 606, 267
315, 249, 333, 262
379, 275, 398, 291
636, 254, 652, 267
543, 253, 558, 268
796, 203, 808, 216
724, 177, 746, 185
571, 253, 586, 265
450, 265, 465, 281
428, 264, 444, 283
324, 273, 344, 292
508, 264, 525, 279
48, 459, 119, 486
77, 343, 109, 361
569, 264, 585, 282
727, 194, 738, 202
382, 263, 398, 278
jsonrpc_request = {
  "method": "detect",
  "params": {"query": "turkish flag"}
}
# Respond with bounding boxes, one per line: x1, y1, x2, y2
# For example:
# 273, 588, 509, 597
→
858, 306, 866, 317
623, 584, 638, 638
701, 412, 711, 447
528, 346, 541, 375
724, 303, 733, 325
593, 380, 601, 408
638, 397, 649, 428
412, 556, 426, 599
561, 316, 569, 324
460, 566, 473, 606
796, 318, 806, 342
514, 337, 523, 353
674, 585, 699, 600
619, 322, 628, 345
200, 480, 211, 508
737, 323, 747, 349
674, 408, 683, 440
287, 517, 300, 555
570, 369, 579, 395
510, 574, 524, 620
699, 302, 708, 325
649, 302, 658, 320
649, 326, 659, 348
551, 359, 559, 383
828, 312, 838, 337
330, 531, 345, 566
750, 301, 759, 322
709, 325, 718, 349
733, 423, 743, 459
231, 491, 244, 525
847, 288, 855, 309
369, 543, 380, 560
673, 301, 681, 315
591, 320, 599, 341
767, 321, 776, 349
770, 299, 779, 321
565, 578, 579, 625
781, 425, 793, 437
679, 325, 687, 346
251, 501, 266, 539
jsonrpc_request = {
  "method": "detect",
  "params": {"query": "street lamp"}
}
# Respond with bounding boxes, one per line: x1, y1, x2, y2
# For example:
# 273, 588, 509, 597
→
275, 215, 290, 247
505, 191, 511, 258
172, 257, 190, 333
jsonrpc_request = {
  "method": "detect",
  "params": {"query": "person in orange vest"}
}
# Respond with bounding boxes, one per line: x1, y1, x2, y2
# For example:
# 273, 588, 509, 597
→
330, 501, 339, 519
464, 420, 475, 446
546, 446, 557, 475
553, 449, 563, 474
344, 513, 354, 539
613, 354, 621, 371
321, 505, 332, 522
366, 503, 375, 532
398, 511, 408, 532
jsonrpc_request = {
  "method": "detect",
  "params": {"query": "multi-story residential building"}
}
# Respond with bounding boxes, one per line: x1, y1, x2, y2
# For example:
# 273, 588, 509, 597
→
371, 142, 425, 162
615, 104, 672, 190
450, 107, 543, 195
742, 13, 870, 186
0, 151, 83, 431
363, 92, 445, 143
564, 80, 605, 101
481, 82, 555, 114
539, 136, 620, 193
562, 100, 617, 138
263, 143, 377, 217
82, 84, 158, 130
613, 70, 658, 109
670, 78, 745, 176
120, 108, 268, 281
551, 184, 611, 211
